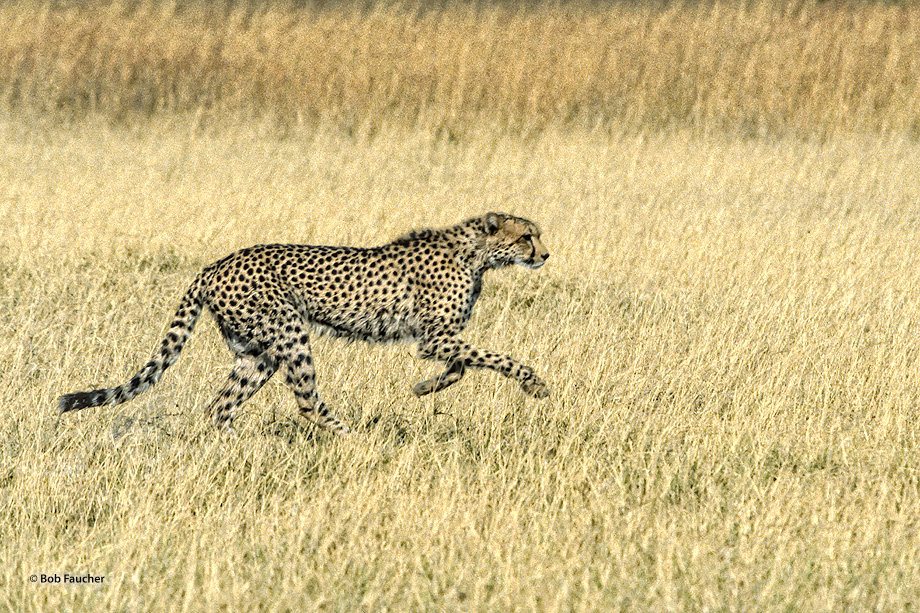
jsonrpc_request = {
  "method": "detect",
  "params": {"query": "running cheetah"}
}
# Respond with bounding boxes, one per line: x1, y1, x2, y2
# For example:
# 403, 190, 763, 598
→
58, 213, 550, 435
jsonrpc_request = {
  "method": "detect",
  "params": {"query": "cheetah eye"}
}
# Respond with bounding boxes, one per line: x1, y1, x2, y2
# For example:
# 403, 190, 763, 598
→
520, 234, 532, 243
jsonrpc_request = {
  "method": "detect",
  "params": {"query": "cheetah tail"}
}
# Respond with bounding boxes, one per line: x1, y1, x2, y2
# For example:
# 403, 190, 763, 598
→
58, 272, 207, 414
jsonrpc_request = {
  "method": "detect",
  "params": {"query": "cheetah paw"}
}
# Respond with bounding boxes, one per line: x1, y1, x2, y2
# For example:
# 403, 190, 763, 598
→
412, 379, 438, 397
521, 376, 550, 399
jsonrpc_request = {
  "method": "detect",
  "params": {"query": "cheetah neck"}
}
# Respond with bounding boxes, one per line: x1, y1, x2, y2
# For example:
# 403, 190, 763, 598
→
394, 218, 495, 275
450, 226, 493, 275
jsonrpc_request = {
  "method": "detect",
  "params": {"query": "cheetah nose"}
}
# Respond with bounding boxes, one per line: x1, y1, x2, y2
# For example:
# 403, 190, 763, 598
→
541, 253, 549, 261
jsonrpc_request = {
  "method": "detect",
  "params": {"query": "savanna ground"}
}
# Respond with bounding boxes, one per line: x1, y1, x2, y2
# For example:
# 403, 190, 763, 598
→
3, 0, 920, 610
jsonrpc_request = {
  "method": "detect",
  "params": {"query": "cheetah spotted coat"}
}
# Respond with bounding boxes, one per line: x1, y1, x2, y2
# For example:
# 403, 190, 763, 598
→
58, 212, 550, 434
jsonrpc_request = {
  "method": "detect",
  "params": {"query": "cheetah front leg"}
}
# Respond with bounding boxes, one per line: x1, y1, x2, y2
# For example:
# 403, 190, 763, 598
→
412, 359, 466, 396
414, 335, 550, 399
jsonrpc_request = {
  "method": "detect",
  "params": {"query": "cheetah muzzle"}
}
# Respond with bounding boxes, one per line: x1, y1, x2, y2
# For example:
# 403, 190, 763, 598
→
58, 212, 551, 435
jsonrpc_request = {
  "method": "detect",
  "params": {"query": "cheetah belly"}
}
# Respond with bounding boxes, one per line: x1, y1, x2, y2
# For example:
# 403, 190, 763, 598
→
306, 290, 419, 344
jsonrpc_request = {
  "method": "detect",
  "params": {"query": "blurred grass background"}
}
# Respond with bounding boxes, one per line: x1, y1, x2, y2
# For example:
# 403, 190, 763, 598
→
1, 0, 919, 137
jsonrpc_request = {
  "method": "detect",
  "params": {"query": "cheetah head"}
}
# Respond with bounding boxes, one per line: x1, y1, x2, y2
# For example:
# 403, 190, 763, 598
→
482, 212, 550, 270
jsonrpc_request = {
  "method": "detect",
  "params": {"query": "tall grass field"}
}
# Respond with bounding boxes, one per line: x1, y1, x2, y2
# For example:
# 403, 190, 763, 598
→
3, 0, 920, 610
2, 0, 920, 135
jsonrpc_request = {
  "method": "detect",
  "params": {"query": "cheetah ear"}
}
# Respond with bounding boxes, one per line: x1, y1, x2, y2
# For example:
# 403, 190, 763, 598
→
484, 212, 502, 235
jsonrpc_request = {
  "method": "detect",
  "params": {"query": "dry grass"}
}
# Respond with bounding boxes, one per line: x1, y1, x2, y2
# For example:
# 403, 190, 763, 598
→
4, 0, 920, 608
3, 115, 920, 609
2, 0, 920, 136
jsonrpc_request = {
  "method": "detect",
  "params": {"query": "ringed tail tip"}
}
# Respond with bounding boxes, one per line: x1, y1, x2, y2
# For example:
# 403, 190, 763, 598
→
57, 391, 99, 414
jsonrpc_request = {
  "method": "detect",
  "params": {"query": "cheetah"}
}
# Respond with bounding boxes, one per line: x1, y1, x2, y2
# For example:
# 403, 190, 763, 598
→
58, 212, 550, 435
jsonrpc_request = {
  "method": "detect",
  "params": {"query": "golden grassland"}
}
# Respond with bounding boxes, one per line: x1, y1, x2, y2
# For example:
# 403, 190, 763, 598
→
1, 0, 920, 136
3, 0, 920, 609
2, 115, 920, 609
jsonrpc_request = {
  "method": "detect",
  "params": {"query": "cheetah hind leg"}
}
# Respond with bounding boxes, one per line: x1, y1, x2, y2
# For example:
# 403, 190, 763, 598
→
208, 352, 278, 431
296, 398, 352, 435
412, 360, 466, 397
277, 332, 351, 435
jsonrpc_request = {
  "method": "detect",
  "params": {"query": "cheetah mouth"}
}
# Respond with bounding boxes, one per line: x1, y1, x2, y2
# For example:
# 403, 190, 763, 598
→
520, 259, 546, 269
